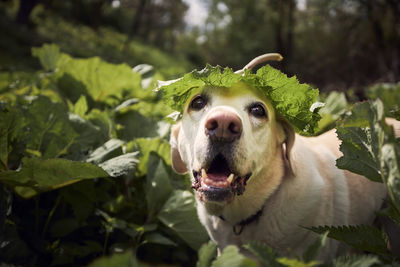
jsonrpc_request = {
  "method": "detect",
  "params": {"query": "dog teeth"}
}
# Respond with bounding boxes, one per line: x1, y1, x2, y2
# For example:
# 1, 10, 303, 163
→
227, 173, 234, 184
201, 169, 208, 178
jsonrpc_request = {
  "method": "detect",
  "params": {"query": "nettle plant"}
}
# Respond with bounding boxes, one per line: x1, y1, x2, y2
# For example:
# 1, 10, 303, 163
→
0, 44, 399, 266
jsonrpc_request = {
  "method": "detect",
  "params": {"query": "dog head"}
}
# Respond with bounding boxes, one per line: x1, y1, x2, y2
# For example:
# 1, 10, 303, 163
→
170, 82, 295, 213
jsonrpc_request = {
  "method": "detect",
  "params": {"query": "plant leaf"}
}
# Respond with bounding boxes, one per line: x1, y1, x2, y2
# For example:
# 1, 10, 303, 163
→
336, 100, 386, 182
211, 245, 258, 267
243, 241, 283, 267
366, 82, 400, 117
0, 158, 108, 198
145, 153, 173, 220
32, 43, 61, 71
277, 258, 320, 267
86, 139, 125, 164
302, 231, 329, 263
197, 241, 218, 267
307, 225, 389, 255
98, 152, 139, 178
53, 53, 142, 106
332, 254, 381, 267
88, 250, 134, 267
157, 190, 208, 250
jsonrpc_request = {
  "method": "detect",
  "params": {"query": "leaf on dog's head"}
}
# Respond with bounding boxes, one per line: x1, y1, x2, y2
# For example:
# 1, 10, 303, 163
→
157, 64, 321, 134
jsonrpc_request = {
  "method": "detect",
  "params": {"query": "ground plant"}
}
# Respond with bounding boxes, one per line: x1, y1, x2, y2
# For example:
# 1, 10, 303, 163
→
0, 44, 399, 266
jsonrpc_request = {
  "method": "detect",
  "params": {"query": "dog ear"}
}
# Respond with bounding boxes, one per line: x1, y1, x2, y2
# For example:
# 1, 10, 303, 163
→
170, 122, 188, 174
278, 118, 295, 175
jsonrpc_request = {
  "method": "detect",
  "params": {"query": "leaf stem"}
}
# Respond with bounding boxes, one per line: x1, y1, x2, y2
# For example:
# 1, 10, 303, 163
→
41, 194, 62, 239
103, 228, 110, 255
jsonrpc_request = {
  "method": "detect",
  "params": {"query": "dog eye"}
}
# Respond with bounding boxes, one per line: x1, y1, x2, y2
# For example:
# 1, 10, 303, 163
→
248, 103, 267, 118
190, 95, 207, 110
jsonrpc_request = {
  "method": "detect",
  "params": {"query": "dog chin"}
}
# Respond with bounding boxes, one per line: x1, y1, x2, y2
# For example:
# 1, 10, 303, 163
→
198, 186, 235, 203
191, 169, 252, 203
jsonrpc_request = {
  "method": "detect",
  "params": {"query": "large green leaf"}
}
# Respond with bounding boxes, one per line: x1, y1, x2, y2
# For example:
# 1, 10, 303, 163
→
98, 152, 139, 178
243, 241, 283, 267
67, 113, 108, 160
86, 139, 125, 165
307, 225, 389, 255
145, 153, 173, 221
197, 241, 217, 267
54, 54, 142, 106
157, 190, 208, 250
158, 64, 321, 134
0, 105, 26, 170
0, 158, 108, 198
32, 43, 61, 72
366, 82, 400, 117
381, 142, 400, 209
130, 138, 172, 176
276, 258, 319, 267
26, 96, 79, 159
317, 91, 347, 132
336, 100, 386, 182
211, 245, 258, 267
336, 126, 381, 182
332, 254, 381, 267
88, 250, 134, 267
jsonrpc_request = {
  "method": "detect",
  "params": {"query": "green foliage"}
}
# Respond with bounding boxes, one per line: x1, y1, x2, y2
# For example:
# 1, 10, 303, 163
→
336, 100, 400, 211
0, 44, 204, 266
88, 250, 134, 267
302, 231, 329, 263
317, 91, 348, 133
197, 241, 218, 267
244, 241, 283, 267
158, 190, 209, 250
332, 96, 400, 263
0, 158, 108, 198
211, 245, 258, 267
276, 258, 319, 267
366, 83, 400, 118
332, 254, 381, 267
158, 64, 321, 134
308, 225, 389, 255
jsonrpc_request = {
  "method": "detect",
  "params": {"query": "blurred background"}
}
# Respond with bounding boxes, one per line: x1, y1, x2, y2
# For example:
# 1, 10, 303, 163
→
0, 0, 399, 96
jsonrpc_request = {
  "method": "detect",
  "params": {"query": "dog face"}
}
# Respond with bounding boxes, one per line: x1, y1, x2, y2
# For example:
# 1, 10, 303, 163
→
171, 82, 294, 209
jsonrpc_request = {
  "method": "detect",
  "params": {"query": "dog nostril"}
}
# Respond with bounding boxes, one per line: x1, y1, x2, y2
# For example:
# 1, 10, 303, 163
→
229, 122, 241, 134
206, 119, 218, 131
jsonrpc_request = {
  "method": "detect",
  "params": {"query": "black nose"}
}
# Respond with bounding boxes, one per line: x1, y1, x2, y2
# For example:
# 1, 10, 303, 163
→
205, 110, 242, 142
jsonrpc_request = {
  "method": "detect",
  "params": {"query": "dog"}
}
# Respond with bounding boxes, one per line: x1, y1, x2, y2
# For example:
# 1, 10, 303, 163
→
168, 55, 399, 260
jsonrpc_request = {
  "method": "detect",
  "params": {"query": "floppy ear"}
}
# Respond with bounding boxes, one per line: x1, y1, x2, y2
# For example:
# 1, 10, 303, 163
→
170, 122, 188, 174
278, 118, 295, 175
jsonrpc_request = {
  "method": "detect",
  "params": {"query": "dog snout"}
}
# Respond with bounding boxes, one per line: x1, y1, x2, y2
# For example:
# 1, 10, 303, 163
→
205, 110, 242, 142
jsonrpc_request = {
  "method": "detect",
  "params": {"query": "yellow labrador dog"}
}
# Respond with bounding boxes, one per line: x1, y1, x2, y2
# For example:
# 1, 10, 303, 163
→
169, 55, 399, 260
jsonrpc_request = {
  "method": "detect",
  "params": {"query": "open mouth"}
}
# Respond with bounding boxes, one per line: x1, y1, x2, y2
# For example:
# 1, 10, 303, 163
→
192, 154, 251, 202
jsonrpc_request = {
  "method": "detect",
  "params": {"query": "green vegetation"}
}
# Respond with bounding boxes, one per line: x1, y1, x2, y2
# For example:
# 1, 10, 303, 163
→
0, 2, 192, 79
0, 44, 204, 266
1, 44, 399, 266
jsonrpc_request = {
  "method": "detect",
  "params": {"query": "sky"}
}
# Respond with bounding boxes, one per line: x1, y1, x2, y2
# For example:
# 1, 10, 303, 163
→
183, 0, 308, 28
182, 0, 209, 28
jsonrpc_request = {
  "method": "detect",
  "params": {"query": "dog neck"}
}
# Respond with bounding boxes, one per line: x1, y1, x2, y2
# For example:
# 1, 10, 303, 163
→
218, 204, 265, 235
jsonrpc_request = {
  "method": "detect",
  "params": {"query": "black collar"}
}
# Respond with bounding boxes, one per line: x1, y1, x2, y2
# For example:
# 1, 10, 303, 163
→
219, 205, 264, 235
